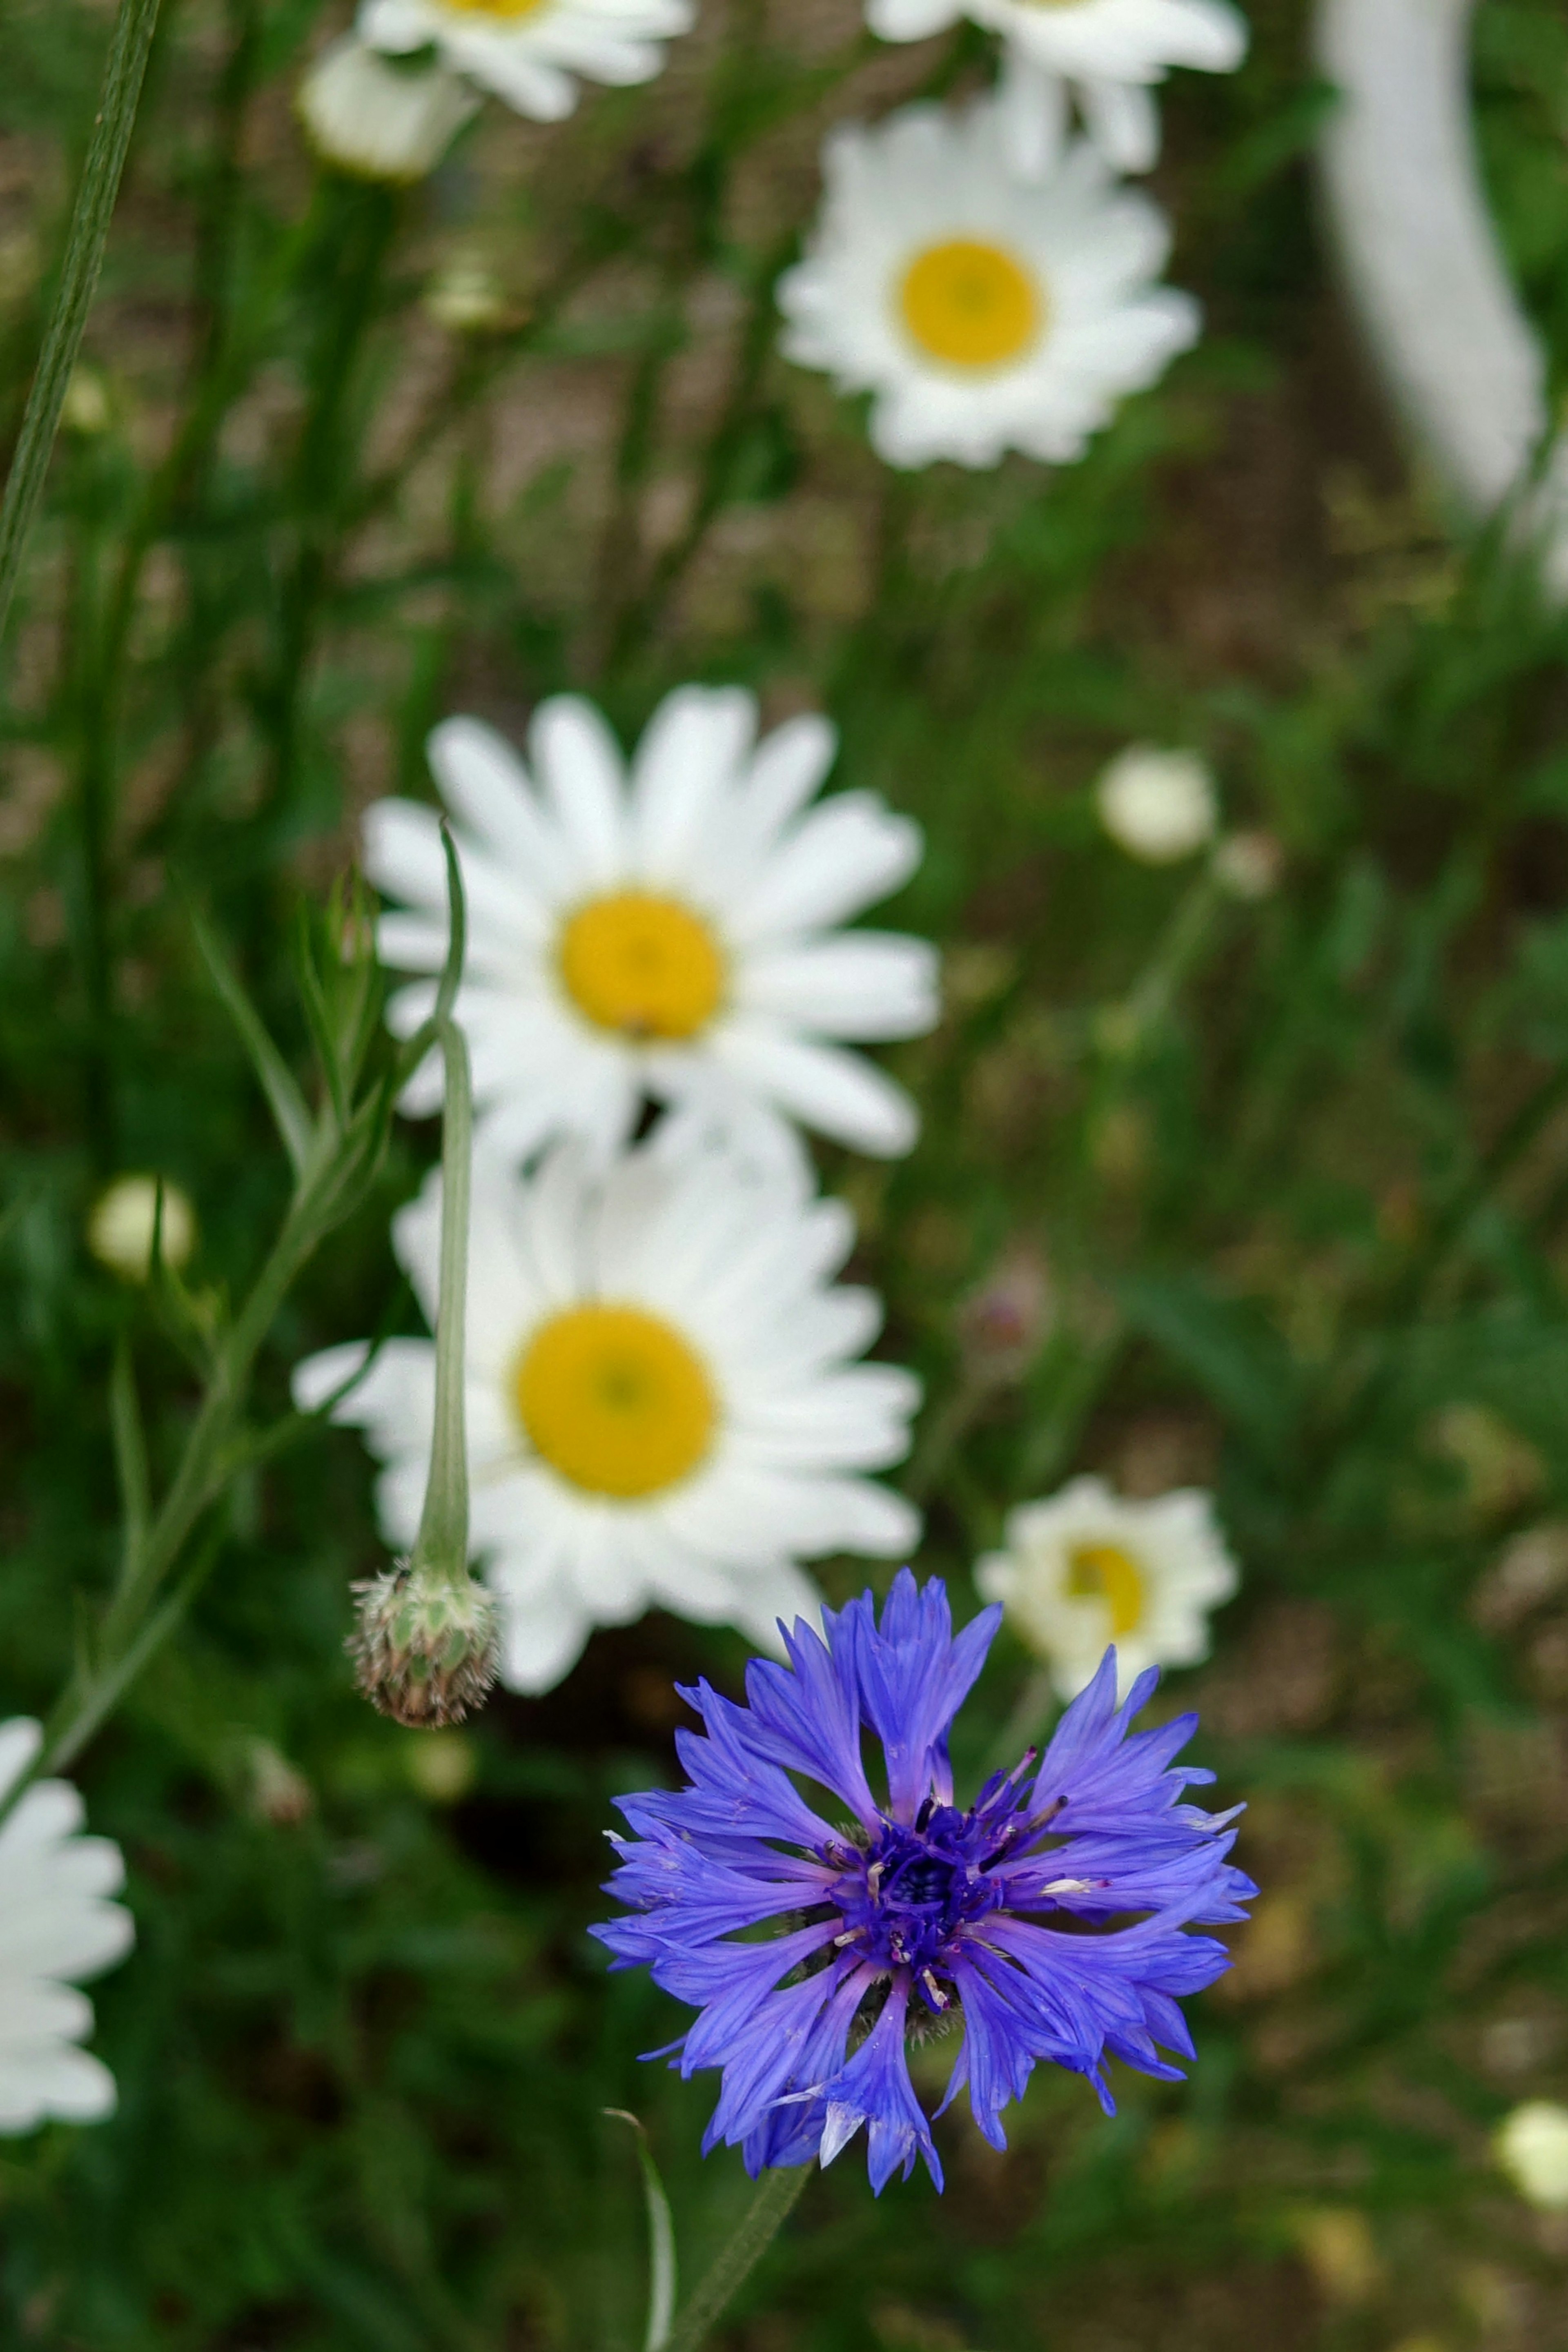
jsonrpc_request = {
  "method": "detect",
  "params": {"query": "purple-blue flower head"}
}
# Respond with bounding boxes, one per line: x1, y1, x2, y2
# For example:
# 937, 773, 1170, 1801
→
592, 1571, 1253, 2194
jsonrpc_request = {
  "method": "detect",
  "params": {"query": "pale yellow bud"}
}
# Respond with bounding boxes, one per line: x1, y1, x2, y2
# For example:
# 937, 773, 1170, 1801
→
88, 1175, 196, 1282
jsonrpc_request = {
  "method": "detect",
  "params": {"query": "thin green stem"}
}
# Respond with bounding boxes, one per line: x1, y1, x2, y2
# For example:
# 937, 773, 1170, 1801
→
0, 0, 165, 652
662, 2167, 809, 2352
411, 1018, 472, 1583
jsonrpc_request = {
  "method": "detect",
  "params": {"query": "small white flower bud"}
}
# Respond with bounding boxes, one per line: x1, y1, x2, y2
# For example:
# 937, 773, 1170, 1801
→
1213, 829, 1284, 900
297, 34, 479, 185
61, 368, 111, 436
424, 259, 511, 334
88, 1175, 196, 1281
1096, 747, 1218, 865
349, 1561, 500, 1728
1496, 2101, 1568, 2210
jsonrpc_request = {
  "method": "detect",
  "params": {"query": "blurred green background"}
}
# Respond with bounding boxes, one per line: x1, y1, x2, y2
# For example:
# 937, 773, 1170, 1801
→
4, 0, 1568, 2344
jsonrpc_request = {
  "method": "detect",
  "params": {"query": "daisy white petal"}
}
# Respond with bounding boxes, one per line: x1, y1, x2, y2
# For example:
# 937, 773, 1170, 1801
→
298, 33, 478, 182
871, 0, 1246, 174
976, 1474, 1240, 1698
0, 1728, 133, 2135
711, 1025, 919, 1158
359, 0, 692, 122
294, 1141, 922, 1693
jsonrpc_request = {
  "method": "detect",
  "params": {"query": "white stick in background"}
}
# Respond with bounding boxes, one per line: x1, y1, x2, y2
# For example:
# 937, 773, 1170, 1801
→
1314, 0, 1568, 598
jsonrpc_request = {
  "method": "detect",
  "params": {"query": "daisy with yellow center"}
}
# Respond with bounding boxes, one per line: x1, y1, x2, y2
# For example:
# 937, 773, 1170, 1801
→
357, 0, 692, 123
864, 0, 1247, 178
293, 1141, 922, 1693
976, 1474, 1238, 1698
365, 685, 939, 1168
776, 100, 1200, 472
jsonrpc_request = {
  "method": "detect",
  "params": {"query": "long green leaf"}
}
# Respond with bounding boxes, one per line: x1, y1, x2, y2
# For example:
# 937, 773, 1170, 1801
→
192, 907, 313, 1179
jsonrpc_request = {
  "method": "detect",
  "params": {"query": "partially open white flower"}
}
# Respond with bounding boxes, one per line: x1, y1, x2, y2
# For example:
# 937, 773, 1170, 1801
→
1096, 745, 1217, 863
866, 0, 1248, 176
359, 0, 692, 122
87, 1174, 196, 1282
1496, 2101, 1568, 2211
366, 686, 938, 1166
294, 1140, 921, 1693
298, 33, 479, 183
776, 102, 1199, 472
976, 1473, 1238, 1697
0, 1721, 134, 2134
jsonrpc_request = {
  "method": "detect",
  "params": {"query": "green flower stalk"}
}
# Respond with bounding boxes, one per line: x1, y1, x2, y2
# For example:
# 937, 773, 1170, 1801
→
0, 0, 165, 650
349, 1007, 500, 1728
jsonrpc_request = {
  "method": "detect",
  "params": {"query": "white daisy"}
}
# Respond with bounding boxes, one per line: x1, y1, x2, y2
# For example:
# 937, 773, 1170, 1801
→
975, 1473, 1238, 1698
0, 1721, 134, 2134
365, 686, 939, 1166
293, 1140, 922, 1694
866, 0, 1248, 176
358, 0, 692, 123
775, 102, 1200, 472
297, 33, 480, 182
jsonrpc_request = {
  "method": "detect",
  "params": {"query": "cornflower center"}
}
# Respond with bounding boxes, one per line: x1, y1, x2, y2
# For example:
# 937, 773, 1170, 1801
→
558, 893, 726, 1041
513, 1305, 717, 1497
1065, 1541, 1145, 1635
828, 1795, 1023, 2000
898, 240, 1045, 372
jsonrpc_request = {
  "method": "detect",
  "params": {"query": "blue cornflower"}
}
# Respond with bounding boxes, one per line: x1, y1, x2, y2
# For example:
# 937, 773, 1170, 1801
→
593, 1570, 1253, 2194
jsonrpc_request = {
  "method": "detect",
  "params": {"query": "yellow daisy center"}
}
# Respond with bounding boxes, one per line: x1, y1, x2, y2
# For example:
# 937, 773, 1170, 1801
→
439, 0, 548, 16
557, 891, 726, 1042
1065, 1542, 1146, 1637
514, 1305, 717, 1498
898, 239, 1045, 372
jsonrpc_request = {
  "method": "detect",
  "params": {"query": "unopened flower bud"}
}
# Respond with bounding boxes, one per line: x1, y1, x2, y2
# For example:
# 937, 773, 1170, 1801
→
957, 1244, 1053, 1383
1213, 829, 1284, 901
88, 1174, 196, 1281
348, 1561, 500, 1728
1497, 2101, 1568, 2210
244, 1738, 314, 1828
1096, 746, 1218, 865
424, 259, 511, 334
61, 367, 111, 436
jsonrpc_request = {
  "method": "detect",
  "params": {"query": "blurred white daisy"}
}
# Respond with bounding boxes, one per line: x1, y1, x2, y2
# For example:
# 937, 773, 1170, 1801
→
298, 33, 479, 182
359, 0, 692, 122
776, 102, 1200, 472
866, 0, 1248, 176
0, 1721, 134, 2134
1096, 745, 1218, 863
294, 1141, 922, 1694
366, 686, 939, 1165
975, 1473, 1238, 1697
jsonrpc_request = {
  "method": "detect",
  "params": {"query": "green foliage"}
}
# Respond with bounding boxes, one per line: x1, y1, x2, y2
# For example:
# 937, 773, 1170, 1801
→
2, 0, 1568, 2345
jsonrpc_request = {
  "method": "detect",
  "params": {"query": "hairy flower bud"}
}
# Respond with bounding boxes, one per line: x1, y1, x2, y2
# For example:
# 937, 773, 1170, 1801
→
348, 1561, 500, 1729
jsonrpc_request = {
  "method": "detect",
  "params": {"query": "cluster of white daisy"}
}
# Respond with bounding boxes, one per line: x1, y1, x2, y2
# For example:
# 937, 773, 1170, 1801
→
296, 0, 1247, 474
295, 687, 937, 1693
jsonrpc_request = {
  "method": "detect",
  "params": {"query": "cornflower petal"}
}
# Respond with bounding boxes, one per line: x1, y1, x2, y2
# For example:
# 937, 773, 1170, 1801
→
819, 1979, 943, 2192
848, 1567, 1002, 1818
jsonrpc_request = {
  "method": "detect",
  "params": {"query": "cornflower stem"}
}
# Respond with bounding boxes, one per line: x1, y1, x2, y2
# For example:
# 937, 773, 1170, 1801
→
0, 0, 164, 651
409, 1013, 473, 1583
662, 2166, 810, 2352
